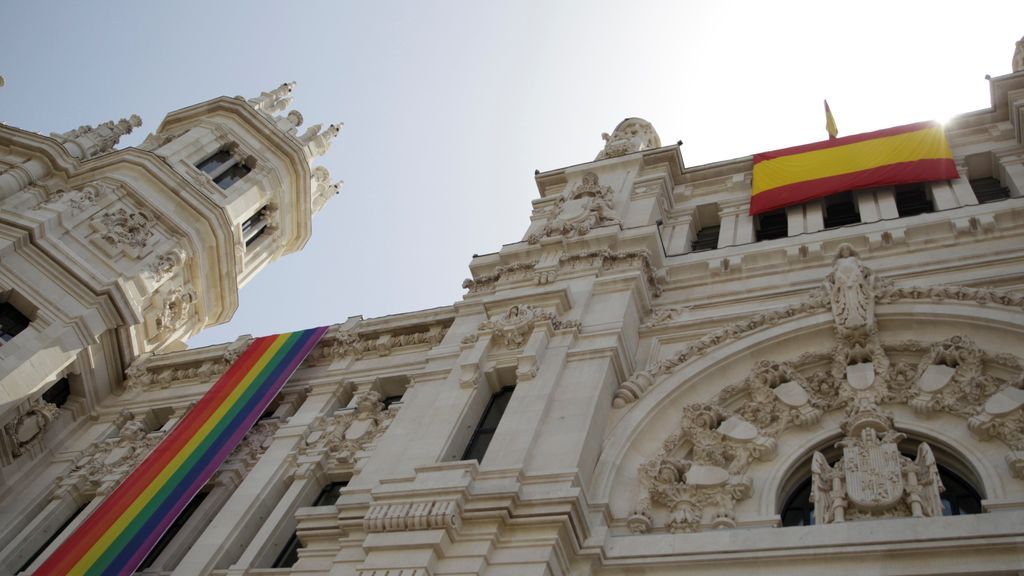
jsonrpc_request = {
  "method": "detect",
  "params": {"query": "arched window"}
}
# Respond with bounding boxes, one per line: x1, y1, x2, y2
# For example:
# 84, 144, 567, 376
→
779, 441, 983, 527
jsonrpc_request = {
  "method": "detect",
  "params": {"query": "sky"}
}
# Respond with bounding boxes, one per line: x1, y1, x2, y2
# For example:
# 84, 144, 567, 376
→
2, 1, 1022, 349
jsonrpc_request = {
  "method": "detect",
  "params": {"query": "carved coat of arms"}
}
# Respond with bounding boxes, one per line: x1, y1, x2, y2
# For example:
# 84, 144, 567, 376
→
843, 440, 904, 509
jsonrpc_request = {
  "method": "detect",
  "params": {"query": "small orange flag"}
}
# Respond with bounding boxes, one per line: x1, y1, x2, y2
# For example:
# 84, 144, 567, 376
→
825, 100, 838, 140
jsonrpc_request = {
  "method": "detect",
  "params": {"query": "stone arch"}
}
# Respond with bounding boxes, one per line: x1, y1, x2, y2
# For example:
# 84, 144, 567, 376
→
591, 301, 1024, 534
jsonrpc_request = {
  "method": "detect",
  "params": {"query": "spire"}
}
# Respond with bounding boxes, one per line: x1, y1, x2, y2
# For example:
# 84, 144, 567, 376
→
302, 123, 342, 160
51, 114, 142, 160
311, 166, 343, 213
246, 82, 296, 113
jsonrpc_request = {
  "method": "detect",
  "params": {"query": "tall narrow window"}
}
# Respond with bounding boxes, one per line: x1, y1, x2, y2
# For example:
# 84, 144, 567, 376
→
213, 160, 252, 190
272, 533, 301, 569
18, 503, 88, 574
823, 192, 859, 229
970, 177, 1010, 204
241, 207, 269, 248
312, 481, 348, 507
755, 209, 788, 241
0, 301, 30, 343
137, 490, 209, 570
462, 386, 515, 462
195, 149, 232, 175
894, 184, 933, 217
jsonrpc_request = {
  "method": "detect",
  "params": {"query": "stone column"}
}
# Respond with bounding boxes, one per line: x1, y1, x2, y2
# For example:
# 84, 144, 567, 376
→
997, 152, 1024, 198
0, 488, 86, 575
665, 214, 694, 254
0, 157, 51, 201
855, 190, 882, 223
717, 202, 752, 247
18, 489, 102, 575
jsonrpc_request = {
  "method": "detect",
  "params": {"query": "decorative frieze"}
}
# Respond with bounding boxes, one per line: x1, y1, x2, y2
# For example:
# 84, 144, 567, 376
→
300, 392, 395, 465
477, 304, 579, 350
363, 499, 460, 532
308, 324, 449, 364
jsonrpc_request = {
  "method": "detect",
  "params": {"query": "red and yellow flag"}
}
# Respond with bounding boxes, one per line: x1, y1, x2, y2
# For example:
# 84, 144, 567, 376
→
750, 121, 958, 215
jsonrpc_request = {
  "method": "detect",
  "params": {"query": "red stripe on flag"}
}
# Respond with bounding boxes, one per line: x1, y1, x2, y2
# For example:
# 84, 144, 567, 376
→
749, 158, 958, 215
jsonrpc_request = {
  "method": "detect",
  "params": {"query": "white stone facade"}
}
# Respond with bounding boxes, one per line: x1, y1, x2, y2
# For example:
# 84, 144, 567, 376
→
2, 44, 1024, 576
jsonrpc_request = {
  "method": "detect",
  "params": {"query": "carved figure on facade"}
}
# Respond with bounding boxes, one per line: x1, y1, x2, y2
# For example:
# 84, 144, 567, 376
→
97, 207, 155, 255
595, 117, 661, 160
3, 398, 62, 458
824, 244, 877, 337
1013, 35, 1024, 73
811, 407, 944, 524
223, 420, 279, 471
155, 286, 196, 336
478, 304, 578, 349
145, 246, 186, 284
528, 172, 621, 244
34, 184, 100, 214
300, 391, 395, 465
58, 411, 163, 496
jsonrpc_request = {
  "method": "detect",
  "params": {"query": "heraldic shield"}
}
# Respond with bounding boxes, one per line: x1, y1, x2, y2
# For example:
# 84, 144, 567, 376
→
843, 442, 905, 509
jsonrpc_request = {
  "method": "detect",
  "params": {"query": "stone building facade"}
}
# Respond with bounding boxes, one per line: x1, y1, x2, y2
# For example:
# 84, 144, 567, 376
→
2, 40, 1024, 576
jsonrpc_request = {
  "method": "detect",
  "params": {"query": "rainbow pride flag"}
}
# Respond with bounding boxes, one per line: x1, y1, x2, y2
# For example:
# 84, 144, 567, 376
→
35, 327, 327, 576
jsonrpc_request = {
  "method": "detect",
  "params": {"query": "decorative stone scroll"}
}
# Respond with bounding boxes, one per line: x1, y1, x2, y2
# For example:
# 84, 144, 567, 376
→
527, 172, 621, 244
478, 304, 580, 350
3, 399, 61, 459
300, 392, 395, 465
363, 499, 460, 532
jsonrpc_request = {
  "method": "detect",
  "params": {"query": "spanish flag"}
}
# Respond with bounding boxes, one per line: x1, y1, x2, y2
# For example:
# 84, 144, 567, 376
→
750, 121, 958, 216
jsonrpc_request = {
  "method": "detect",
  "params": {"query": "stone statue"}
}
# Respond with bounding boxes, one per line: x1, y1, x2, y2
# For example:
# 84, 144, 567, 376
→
1013, 36, 1024, 73
595, 118, 661, 160
824, 244, 876, 337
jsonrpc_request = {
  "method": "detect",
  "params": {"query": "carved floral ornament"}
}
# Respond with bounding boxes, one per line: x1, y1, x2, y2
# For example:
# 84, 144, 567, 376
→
56, 410, 163, 496
300, 391, 394, 465
306, 324, 449, 365
527, 172, 622, 244
627, 244, 1024, 534
3, 399, 62, 459
475, 304, 580, 350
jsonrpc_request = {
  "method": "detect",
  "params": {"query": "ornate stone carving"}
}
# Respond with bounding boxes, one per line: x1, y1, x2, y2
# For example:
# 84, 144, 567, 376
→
300, 392, 395, 464
643, 305, 692, 328
51, 115, 142, 160
145, 247, 186, 284
560, 248, 664, 297
478, 304, 578, 349
4, 399, 61, 458
363, 500, 460, 532
58, 411, 163, 495
97, 207, 154, 255
34, 185, 100, 213
124, 337, 252, 392
309, 325, 449, 364
527, 172, 621, 243
824, 244, 877, 338
908, 335, 996, 417
1013, 35, 1024, 73
811, 408, 943, 524
595, 117, 661, 160
246, 82, 296, 113
223, 420, 279, 471
155, 286, 196, 336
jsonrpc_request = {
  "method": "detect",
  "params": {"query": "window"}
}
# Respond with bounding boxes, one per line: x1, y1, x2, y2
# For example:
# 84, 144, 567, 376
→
894, 184, 933, 217
462, 386, 515, 462
195, 149, 232, 175
970, 177, 1010, 204
18, 503, 88, 574
213, 161, 252, 190
780, 454, 983, 527
41, 377, 71, 409
271, 533, 301, 569
312, 481, 348, 507
137, 490, 209, 570
755, 209, 787, 241
382, 395, 404, 409
241, 207, 269, 248
823, 191, 859, 228
691, 225, 720, 252
0, 301, 30, 342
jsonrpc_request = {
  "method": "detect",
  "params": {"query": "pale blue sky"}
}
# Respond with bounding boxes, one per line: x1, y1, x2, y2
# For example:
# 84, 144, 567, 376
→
2, 1, 1022, 348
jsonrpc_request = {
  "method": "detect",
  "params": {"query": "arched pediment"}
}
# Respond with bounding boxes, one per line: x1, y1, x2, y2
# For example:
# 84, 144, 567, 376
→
592, 245, 1024, 535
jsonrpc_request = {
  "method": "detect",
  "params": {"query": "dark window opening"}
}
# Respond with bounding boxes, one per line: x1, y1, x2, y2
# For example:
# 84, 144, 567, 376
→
382, 395, 404, 409
780, 459, 983, 527
312, 481, 348, 507
272, 532, 301, 568
242, 207, 268, 248
19, 503, 88, 574
137, 490, 209, 570
196, 149, 232, 175
462, 386, 515, 462
1, 301, 30, 342
823, 191, 860, 229
755, 210, 788, 241
894, 184, 933, 217
41, 377, 71, 409
213, 161, 252, 190
691, 225, 720, 252
970, 177, 1010, 204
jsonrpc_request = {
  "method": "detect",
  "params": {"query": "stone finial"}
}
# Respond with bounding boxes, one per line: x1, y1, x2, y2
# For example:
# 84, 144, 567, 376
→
51, 114, 142, 160
303, 122, 342, 160
247, 82, 297, 113
595, 117, 661, 161
1013, 36, 1024, 73
0, 75, 5, 88
311, 166, 343, 212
